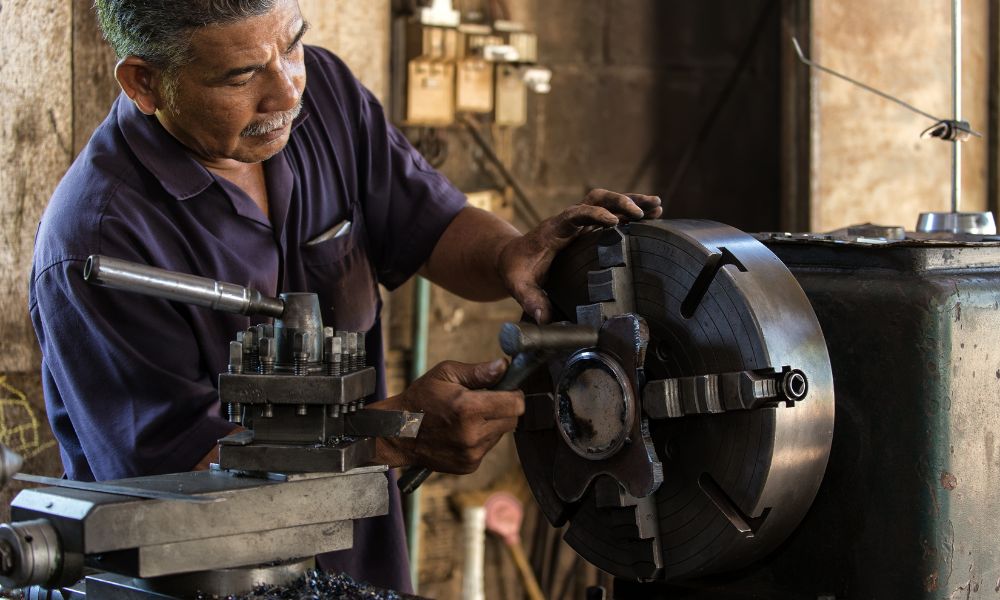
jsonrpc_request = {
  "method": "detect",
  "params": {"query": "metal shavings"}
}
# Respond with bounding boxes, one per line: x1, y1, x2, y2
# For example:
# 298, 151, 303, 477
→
198, 569, 401, 600
323, 436, 358, 448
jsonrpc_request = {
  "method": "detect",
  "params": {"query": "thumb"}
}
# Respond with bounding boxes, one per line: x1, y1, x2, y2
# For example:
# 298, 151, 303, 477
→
433, 358, 508, 389
513, 282, 553, 325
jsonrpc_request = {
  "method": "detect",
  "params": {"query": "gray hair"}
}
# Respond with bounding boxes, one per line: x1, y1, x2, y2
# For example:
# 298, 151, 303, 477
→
95, 0, 277, 73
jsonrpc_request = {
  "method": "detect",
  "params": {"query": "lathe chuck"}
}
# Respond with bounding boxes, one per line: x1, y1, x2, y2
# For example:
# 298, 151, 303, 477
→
514, 220, 834, 581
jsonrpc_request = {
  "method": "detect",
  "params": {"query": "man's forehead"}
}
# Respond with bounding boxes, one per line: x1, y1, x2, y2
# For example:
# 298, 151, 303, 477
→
186, 0, 303, 70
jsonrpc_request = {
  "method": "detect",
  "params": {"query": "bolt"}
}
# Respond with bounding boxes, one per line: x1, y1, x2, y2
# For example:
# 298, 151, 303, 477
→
329, 405, 341, 418
297, 404, 308, 416
228, 341, 244, 374
357, 331, 367, 369
262, 404, 274, 419
259, 337, 276, 375
336, 330, 350, 371
293, 331, 312, 376
228, 403, 243, 424
325, 335, 343, 376
243, 328, 259, 373
257, 323, 274, 341
345, 332, 359, 372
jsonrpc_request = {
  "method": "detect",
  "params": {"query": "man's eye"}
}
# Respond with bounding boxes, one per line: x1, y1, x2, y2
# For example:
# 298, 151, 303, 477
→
229, 77, 253, 87
285, 40, 302, 55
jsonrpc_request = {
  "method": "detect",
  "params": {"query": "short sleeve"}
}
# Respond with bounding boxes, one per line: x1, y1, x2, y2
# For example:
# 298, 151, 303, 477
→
354, 86, 467, 289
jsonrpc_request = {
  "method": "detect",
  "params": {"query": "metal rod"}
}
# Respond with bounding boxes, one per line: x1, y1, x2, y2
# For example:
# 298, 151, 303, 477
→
404, 275, 432, 593
84, 255, 285, 319
953, 0, 963, 213
792, 37, 943, 123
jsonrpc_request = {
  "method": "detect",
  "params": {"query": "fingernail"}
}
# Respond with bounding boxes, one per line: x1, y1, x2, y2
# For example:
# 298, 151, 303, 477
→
534, 309, 543, 323
490, 358, 506, 374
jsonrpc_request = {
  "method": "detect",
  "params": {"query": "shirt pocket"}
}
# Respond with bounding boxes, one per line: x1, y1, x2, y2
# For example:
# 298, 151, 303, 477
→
297, 225, 378, 333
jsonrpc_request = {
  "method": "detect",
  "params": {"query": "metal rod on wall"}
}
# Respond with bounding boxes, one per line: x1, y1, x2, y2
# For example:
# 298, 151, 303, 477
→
953, 0, 963, 213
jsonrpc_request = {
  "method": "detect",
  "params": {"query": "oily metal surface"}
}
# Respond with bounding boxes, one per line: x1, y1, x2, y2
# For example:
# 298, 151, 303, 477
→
515, 220, 834, 581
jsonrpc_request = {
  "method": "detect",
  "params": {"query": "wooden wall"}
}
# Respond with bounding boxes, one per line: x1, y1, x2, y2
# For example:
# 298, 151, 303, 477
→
811, 0, 992, 231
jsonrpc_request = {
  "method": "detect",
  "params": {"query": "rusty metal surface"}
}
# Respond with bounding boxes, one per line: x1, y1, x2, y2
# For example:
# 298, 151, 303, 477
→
515, 221, 834, 582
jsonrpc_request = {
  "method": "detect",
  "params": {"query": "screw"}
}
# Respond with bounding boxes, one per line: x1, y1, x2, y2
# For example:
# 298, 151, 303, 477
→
228, 341, 244, 374
293, 331, 312, 376
228, 403, 244, 424
259, 337, 276, 374
243, 328, 259, 373
357, 331, 367, 369
336, 330, 350, 371
345, 332, 359, 372
325, 335, 343, 376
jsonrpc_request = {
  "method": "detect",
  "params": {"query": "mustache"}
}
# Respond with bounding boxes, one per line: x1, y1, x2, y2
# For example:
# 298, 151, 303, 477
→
240, 101, 303, 137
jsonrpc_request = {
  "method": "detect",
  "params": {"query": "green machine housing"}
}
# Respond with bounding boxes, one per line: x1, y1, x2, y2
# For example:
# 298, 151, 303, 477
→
623, 232, 1000, 599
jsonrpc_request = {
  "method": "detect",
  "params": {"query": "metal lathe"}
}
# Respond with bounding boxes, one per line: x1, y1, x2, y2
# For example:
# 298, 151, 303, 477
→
2, 219, 998, 599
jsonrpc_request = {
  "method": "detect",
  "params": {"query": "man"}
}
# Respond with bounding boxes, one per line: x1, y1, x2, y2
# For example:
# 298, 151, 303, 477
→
29, 0, 662, 592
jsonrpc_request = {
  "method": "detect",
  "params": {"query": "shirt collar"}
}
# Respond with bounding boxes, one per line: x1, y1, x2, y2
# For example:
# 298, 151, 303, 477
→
116, 93, 312, 202
117, 94, 214, 201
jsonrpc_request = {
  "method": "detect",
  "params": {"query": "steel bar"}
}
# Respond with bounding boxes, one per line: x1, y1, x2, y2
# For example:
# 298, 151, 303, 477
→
84, 255, 285, 319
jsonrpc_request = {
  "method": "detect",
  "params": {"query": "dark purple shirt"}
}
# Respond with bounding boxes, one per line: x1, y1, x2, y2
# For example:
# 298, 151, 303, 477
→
28, 46, 465, 592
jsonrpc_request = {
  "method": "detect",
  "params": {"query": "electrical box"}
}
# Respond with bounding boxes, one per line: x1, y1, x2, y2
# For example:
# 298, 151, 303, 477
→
403, 23, 458, 126
395, 1, 550, 128
495, 65, 527, 127
406, 58, 456, 126
455, 26, 496, 114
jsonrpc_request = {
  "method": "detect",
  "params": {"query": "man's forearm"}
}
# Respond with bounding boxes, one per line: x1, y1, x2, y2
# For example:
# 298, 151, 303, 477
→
420, 206, 521, 301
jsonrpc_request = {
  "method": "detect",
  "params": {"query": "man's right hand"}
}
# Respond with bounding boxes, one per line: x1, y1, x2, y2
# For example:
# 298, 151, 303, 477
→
370, 359, 526, 474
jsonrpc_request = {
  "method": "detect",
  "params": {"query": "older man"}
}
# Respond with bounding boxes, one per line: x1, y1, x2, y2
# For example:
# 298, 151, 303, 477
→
29, 0, 661, 592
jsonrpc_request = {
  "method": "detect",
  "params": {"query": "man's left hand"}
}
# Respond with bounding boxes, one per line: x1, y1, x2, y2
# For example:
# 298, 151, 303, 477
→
498, 189, 662, 324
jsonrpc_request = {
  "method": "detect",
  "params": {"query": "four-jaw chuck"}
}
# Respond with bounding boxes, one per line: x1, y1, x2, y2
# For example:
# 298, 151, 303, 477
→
514, 221, 835, 581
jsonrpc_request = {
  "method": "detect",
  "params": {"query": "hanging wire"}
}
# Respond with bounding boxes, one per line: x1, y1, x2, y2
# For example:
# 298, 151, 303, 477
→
791, 36, 981, 141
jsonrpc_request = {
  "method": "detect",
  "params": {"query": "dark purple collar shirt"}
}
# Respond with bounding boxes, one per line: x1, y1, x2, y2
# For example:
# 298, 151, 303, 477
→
28, 46, 465, 592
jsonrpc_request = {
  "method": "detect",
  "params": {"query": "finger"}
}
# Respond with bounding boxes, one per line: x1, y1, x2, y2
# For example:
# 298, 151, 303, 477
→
551, 204, 619, 238
583, 189, 645, 220
509, 280, 553, 325
626, 193, 663, 217
433, 359, 507, 389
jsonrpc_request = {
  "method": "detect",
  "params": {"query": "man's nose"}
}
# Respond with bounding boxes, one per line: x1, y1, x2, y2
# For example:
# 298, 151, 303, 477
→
261, 60, 303, 113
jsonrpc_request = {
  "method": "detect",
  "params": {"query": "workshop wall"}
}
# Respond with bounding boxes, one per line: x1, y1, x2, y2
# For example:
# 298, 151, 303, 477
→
811, 0, 992, 232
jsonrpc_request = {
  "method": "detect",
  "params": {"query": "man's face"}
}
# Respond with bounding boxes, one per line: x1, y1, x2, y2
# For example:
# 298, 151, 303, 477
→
155, 0, 308, 165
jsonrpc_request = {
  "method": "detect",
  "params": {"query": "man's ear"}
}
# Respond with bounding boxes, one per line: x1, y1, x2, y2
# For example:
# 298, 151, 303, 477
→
114, 57, 167, 115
